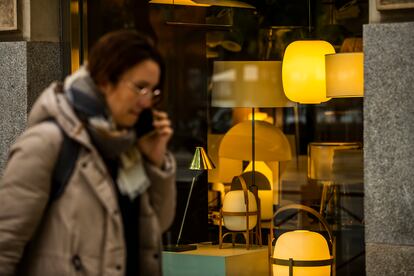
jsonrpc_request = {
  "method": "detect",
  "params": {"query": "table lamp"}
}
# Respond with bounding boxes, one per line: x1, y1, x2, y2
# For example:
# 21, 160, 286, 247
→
219, 120, 292, 197
164, 146, 215, 252
212, 61, 295, 186
212, 61, 294, 245
218, 120, 292, 244
269, 204, 335, 276
219, 175, 259, 249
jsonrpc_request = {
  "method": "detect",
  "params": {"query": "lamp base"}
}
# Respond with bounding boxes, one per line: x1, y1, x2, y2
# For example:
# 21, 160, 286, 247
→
163, 244, 197, 252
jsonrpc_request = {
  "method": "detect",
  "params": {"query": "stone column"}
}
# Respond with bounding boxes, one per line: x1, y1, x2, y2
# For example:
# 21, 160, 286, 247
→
0, 42, 61, 171
364, 22, 414, 276
0, 0, 61, 171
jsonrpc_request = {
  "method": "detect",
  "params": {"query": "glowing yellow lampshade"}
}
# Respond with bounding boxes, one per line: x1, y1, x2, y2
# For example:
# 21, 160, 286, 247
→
212, 61, 295, 108
149, 0, 209, 6
208, 134, 243, 183
282, 40, 335, 104
244, 161, 274, 220
273, 230, 332, 276
326, 52, 364, 98
219, 121, 292, 162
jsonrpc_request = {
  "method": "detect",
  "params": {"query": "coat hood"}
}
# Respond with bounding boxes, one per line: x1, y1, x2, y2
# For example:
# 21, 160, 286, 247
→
28, 67, 93, 129
27, 74, 92, 149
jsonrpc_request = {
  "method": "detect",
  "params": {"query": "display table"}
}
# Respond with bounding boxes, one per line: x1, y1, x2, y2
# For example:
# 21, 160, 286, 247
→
162, 243, 269, 276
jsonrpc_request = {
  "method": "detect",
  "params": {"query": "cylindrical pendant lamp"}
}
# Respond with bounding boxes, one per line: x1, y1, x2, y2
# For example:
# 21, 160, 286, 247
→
282, 40, 335, 104
325, 52, 364, 98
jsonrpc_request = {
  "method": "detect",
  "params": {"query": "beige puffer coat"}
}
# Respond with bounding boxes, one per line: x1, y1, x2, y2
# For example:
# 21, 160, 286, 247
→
0, 82, 176, 276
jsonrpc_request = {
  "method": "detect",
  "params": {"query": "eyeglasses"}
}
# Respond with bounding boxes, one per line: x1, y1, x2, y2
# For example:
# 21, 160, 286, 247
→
125, 81, 161, 98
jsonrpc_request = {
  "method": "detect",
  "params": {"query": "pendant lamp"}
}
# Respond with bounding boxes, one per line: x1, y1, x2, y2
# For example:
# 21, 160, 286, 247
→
325, 52, 364, 98
282, 40, 335, 104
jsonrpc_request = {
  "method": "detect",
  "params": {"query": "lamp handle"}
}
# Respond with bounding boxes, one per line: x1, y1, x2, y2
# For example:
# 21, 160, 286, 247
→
237, 175, 249, 206
272, 204, 334, 248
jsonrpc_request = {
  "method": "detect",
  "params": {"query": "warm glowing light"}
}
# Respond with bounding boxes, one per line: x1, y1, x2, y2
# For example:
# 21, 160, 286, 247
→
326, 52, 364, 98
149, 0, 210, 6
247, 112, 274, 124
282, 40, 335, 104
273, 230, 332, 276
244, 161, 274, 220
219, 121, 292, 162
222, 190, 257, 231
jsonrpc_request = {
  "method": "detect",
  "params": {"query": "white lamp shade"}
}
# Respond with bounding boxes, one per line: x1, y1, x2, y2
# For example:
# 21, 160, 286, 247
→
212, 61, 295, 108
273, 230, 331, 276
282, 40, 335, 104
326, 52, 364, 98
222, 190, 257, 231
219, 120, 292, 162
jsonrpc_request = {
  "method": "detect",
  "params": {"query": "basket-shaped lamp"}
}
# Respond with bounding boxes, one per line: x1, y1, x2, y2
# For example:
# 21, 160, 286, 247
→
269, 204, 335, 276
219, 176, 259, 249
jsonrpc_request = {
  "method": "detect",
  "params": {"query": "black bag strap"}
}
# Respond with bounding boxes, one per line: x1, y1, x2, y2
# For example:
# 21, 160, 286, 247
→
49, 121, 81, 201
47, 82, 82, 201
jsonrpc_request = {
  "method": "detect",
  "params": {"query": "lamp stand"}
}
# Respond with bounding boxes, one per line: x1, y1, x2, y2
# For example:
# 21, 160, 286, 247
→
164, 173, 200, 252
250, 108, 262, 246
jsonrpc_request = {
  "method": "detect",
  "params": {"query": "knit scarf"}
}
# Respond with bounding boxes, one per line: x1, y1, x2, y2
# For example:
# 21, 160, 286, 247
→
64, 67, 150, 200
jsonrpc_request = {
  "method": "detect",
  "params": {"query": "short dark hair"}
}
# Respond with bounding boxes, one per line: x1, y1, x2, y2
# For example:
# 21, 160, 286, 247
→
88, 30, 165, 88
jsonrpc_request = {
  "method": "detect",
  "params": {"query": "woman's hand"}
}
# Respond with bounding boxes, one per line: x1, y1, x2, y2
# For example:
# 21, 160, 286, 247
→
137, 110, 173, 168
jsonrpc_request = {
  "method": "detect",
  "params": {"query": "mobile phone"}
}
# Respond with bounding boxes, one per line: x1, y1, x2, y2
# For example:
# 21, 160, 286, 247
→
134, 109, 155, 138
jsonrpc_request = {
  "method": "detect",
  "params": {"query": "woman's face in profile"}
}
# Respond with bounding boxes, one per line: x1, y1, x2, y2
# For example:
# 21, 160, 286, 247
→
100, 59, 160, 128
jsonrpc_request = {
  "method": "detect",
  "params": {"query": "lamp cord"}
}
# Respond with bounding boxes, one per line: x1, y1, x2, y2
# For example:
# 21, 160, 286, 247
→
252, 108, 255, 188
308, 0, 312, 34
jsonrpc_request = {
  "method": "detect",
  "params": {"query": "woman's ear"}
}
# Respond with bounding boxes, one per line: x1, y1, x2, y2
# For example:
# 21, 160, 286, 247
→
98, 81, 114, 97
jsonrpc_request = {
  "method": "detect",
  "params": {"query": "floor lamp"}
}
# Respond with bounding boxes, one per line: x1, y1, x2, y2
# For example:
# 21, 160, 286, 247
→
164, 146, 215, 252
212, 61, 294, 193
